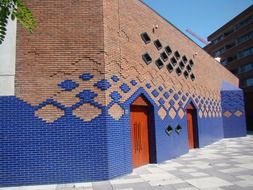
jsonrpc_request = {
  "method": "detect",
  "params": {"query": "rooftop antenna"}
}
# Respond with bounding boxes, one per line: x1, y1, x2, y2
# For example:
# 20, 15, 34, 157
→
186, 29, 209, 46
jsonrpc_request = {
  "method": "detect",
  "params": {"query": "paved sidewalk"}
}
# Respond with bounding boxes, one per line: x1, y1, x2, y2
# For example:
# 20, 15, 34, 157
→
1, 135, 253, 190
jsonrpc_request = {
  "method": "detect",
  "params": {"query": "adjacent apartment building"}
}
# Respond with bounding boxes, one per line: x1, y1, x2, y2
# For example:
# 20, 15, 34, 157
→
0, 0, 247, 187
204, 5, 253, 131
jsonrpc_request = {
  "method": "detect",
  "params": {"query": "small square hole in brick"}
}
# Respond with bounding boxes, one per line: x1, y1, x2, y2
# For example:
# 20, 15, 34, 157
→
160, 52, 168, 62
184, 71, 189, 79
176, 67, 182, 76
189, 59, 194, 67
167, 63, 173, 73
154, 39, 163, 50
170, 57, 177, 66
174, 51, 181, 60
165, 126, 173, 136
190, 73, 195, 81
141, 32, 151, 44
179, 61, 185, 69
182, 55, 188, 63
186, 65, 192, 72
155, 59, 164, 69
142, 52, 152, 64
165, 46, 172, 55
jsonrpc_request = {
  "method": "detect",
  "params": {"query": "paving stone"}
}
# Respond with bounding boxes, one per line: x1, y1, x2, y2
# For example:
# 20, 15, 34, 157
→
1, 135, 253, 190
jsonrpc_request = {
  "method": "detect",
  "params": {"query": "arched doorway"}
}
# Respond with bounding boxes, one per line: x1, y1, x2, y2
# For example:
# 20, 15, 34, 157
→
186, 103, 199, 149
130, 95, 155, 168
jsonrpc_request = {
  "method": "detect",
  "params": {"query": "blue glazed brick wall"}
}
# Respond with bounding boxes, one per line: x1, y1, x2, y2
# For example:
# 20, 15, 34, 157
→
0, 81, 246, 187
0, 96, 109, 187
221, 90, 247, 138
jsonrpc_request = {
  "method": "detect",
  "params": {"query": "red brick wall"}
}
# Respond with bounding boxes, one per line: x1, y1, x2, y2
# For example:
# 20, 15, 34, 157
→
16, 0, 105, 106
104, 0, 238, 106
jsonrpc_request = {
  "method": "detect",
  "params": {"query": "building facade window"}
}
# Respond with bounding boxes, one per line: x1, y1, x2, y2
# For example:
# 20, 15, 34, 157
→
237, 47, 253, 59
213, 47, 225, 57
239, 62, 253, 74
237, 31, 253, 44
235, 15, 253, 30
241, 78, 253, 87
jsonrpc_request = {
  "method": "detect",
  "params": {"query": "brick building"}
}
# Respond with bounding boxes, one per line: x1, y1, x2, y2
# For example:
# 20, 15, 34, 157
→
204, 5, 253, 131
0, 0, 247, 187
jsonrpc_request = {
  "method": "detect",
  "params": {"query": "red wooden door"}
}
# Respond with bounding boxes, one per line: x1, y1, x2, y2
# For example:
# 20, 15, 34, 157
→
187, 110, 195, 149
131, 106, 150, 168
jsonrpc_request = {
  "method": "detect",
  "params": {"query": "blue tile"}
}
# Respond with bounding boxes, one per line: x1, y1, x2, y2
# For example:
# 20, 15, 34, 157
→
173, 94, 179, 101
130, 80, 137, 86
178, 101, 183, 107
58, 80, 79, 91
158, 86, 163, 92
120, 83, 131, 93
94, 79, 111, 91
169, 100, 175, 106
158, 98, 165, 105
163, 92, 170, 99
146, 83, 152, 89
111, 75, 120, 82
80, 73, 94, 81
110, 91, 122, 102
77, 90, 97, 103
151, 90, 159, 97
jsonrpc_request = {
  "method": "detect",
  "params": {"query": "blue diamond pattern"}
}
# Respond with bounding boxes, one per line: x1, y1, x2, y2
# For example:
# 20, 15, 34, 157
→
182, 95, 187, 102
158, 86, 163, 91
111, 75, 120, 82
110, 91, 122, 102
169, 100, 175, 106
169, 89, 174, 93
94, 79, 111, 91
80, 73, 94, 81
130, 80, 137, 86
77, 90, 97, 103
173, 94, 179, 101
58, 80, 79, 91
158, 98, 165, 105
179, 101, 183, 107
151, 90, 159, 97
163, 92, 170, 99
145, 83, 151, 89
120, 83, 131, 93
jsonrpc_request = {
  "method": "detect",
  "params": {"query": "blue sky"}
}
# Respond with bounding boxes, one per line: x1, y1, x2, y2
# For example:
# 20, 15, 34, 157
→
143, 0, 253, 47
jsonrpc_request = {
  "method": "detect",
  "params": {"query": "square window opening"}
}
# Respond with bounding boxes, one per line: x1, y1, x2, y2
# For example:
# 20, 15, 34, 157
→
167, 63, 174, 73
170, 57, 177, 66
160, 52, 168, 62
190, 74, 195, 81
165, 46, 172, 55
174, 51, 181, 60
154, 39, 163, 50
186, 65, 192, 72
155, 59, 164, 69
141, 32, 151, 44
183, 71, 189, 79
189, 59, 194, 67
182, 55, 188, 63
179, 61, 185, 69
176, 67, 182, 76
142, 52, 152, 64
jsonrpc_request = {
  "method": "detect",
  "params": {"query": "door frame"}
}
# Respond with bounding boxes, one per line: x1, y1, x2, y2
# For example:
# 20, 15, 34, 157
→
186, 102, 199, 149
130, 95, 156, 168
